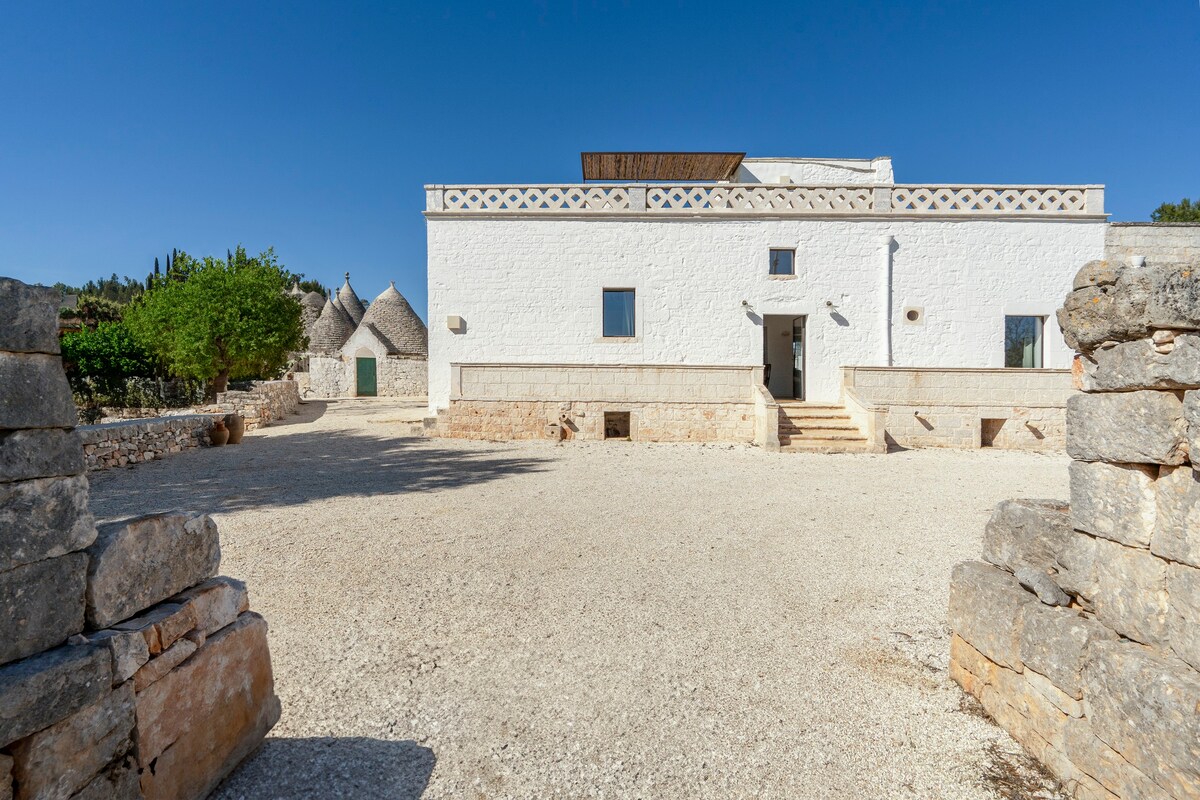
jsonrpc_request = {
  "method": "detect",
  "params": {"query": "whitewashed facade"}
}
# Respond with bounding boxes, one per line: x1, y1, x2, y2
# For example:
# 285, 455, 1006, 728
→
424, 157, 1108, 447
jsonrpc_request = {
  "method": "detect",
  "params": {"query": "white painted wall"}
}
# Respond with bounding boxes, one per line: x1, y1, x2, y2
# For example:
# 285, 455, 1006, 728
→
735, 157, 893, 185
426, 217, 1106, 411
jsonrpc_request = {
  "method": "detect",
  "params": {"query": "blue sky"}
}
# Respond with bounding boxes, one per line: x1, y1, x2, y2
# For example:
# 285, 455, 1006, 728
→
2, 2, 1198, 319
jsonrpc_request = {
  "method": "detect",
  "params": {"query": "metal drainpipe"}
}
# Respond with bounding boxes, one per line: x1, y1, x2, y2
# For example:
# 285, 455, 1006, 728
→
881, 235, 896, 366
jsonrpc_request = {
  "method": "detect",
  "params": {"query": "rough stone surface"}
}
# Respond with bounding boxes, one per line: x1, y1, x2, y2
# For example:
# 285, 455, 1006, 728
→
0, 279, 61, 354
135, 613, 280, 800
0, 552, 88, 665
1167, 562, 1200, 672
133, 638, 198, 692
67, 756, 141, 800
0, 754, 11, 800
1019, 605, 1117, 700
1014, 566, 1070, 606
1058, 262, 1200, 352
111, 602, 193, 656
172, 576, 249, 637
1187, 389, 1200, 466
1083, 640, 1200, 799
947, 561, 1034, 670
8, 681, 135, 800
75, 630, 151, 685
78, 415, 218, 472
0, 353, 77, 431
1063, 719, 1174, 800
1065, 390, 1188, 465
1150, 464, 1200, 568
1068, 460, 1157, 548
1079, 334, 1200, 392
1071, 259, 1120, 291
981, 498, 1094, 602
0, 474, 95, 573
0, 429, 84, 484
1092, 537, 1169, 647
0, 644, 110, 747
85, 513, 220, 629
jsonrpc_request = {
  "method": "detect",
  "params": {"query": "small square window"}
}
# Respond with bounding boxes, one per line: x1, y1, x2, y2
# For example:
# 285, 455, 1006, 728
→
603, 289, 635, 337
769, 249, 795, 276
1004, 316, 1044, 368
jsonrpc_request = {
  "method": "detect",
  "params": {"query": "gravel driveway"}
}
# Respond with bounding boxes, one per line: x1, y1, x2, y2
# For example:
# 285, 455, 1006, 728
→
87, 399, 1068, 799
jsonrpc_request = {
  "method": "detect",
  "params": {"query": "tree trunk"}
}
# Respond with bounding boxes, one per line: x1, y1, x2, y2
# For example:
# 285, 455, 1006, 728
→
212, 369, 230, 396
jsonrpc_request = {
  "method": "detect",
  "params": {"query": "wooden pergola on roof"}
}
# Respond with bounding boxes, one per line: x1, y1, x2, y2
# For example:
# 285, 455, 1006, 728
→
581, 152, 745, 182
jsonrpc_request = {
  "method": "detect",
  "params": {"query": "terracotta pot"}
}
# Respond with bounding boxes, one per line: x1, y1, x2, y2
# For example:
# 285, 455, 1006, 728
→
224, 413, 245, 444
209, 420, 229, 447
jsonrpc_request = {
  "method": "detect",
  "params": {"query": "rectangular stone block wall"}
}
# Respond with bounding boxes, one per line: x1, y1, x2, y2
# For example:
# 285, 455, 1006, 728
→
433, 399, 757, 443
0, 278, 279, 800
78, 416, 220, 471
455, 363, 757, 405
1105, 223, 1200, 266
206, 379, 300, 430
948, 260, 1200, 799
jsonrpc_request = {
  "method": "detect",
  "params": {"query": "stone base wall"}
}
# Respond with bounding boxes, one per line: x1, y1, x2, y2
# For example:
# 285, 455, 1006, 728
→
0, 278, 279, 800
948, 259, 1200, 799
843, 366, 1073, 450
78, 416, 220, 471
205, 380, 300, 430
432, 399, 757, 443
1105, 222, 1200, 265
306, 355, 427, 398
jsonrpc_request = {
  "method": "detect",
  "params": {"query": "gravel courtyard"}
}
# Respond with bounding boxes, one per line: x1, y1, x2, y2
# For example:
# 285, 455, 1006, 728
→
87, 399, 1069, 800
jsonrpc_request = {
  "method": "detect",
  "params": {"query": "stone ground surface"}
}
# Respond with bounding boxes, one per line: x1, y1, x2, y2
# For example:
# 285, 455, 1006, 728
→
87, 398, 1069, 800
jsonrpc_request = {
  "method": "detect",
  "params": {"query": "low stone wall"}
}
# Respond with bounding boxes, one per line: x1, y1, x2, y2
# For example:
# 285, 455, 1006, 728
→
432, 363, 759, 442
842, 366, 1073, 450
1105, 222, 1200, 265
307, 354, 427, 398
0, 277, 279, 800
205, 380, 300, 430
78, 415, 220, 471
948, 259, 1200, 799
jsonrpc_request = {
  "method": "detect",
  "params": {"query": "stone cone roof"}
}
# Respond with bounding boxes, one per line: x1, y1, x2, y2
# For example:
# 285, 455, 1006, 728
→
337, 273, 366, 326
309, 298, 354, 354
359, 282, 428, 357
288, 281, 304, 297
300, 291, 325, 311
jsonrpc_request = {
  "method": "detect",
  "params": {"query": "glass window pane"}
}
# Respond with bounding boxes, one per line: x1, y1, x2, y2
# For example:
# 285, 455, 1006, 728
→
769, 249, 794, 275
1004, 316, 1043, 368
603, 290, 635, 337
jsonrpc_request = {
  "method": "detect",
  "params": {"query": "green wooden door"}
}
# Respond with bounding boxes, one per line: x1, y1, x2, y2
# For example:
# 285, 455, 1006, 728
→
356, 357, 377, 397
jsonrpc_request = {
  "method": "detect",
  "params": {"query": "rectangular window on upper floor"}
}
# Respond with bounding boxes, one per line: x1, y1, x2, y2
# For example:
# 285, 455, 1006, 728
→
602, 289, 636, 338
769, 249, 795, 276
1004, 315, 1044, 368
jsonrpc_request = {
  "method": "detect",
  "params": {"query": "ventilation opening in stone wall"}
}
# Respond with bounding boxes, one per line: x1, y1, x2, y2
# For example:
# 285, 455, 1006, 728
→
604, 411, 631, 440
980, 418, 1006, 447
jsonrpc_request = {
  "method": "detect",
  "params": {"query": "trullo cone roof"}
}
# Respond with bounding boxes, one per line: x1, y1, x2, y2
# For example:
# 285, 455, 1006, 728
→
359, 282, 428, 357
309, 298, 354, 354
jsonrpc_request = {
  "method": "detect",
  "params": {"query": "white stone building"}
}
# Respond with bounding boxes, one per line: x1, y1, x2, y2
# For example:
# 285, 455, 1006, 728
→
299, 274, 428, 398
424, 153, 1110, 450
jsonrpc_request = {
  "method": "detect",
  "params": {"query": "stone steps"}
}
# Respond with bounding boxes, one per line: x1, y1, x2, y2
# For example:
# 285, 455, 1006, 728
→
777, 403, 870, 453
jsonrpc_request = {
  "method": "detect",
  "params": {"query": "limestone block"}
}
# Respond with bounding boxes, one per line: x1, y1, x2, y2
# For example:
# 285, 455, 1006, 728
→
1068, 460, 1157, 548
135, 613, 280, 800
981, 499, 1095, 602
8, 681, 135, 800
0, 430, 84, 484
0, 644, 110, 747
1092, 538, 1169, 646
0, 755, 10, 800
1013, 566, 1070, 606
133, 638, 198, 692
111, 602, 195, 656
0, 552, 87, 665
172, 576, 249, 637
85, 513, 220, 629
1023, 668, 1083, 717
0, 279, 61, 354
1065, 390, 1188, 465
0, 354, 77, 431
74, 630, 151, 685
1083, 640, 1200, 799
1059, 262, 1200, 352
0, 474, 95, 573
1071, 259, 1121, 291
1079, 334, 1200, 392
1063, 718, 1174, 800
1152, 465, 1200, 567
1019, 604, 1117, 700
1187, 389, 1200, 464
948, 561, 1034, 670
1057, 283, 1147, 353
1168, 563, 1200, 671
68, 756, 141, 800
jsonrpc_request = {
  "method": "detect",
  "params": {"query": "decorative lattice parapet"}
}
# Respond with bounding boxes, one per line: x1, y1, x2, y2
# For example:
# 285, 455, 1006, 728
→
426, 183, 1105, 217
948, 259, 1200, 799
0, 277, 279, 800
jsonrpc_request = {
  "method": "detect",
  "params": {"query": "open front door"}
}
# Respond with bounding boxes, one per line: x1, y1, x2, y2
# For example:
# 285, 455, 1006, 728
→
791, 316, 806, 401
763, 315, 806, 400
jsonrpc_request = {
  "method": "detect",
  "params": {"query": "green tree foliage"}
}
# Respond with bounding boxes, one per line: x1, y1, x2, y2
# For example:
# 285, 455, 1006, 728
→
60, 321, 158, 411
295, 279, 327, 295
54, 274, 145, 304
65, 295, 125, 325
125, 246, 304, 393
1151, 198, 1200, 222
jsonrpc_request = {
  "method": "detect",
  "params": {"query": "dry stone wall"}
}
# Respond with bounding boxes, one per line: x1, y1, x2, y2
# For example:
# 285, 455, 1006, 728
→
78, 416, 220, 471
0, 278, 279, 800
206, 380, 300, 430
948, 258, 1200, 800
